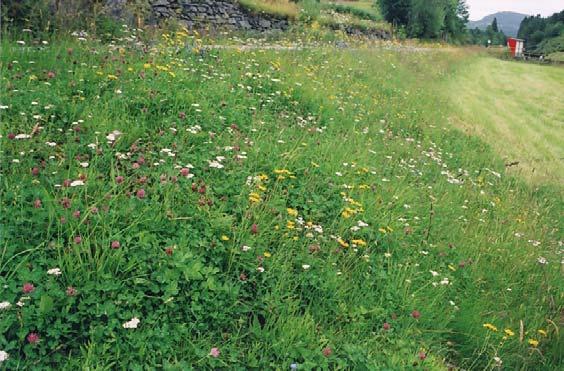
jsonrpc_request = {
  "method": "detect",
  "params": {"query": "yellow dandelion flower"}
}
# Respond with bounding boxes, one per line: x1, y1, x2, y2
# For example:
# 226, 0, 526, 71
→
378, 228, 387, 234
337, 238, 349, 248
220, 235, 230, 241
249, 192, 261, 203
257, 184, 267, 191
537, 329, 547, 337
286, 221, 295, 230
274, 169, 292, 175
341, 209, 354, 219
107, 74, 118, 80
504, 329, 515, 337
352, 239, 367, 246
287, 208, 298, 217
528, 339, 539, 347
263, 251, 271, 258
483, 323, 498, 332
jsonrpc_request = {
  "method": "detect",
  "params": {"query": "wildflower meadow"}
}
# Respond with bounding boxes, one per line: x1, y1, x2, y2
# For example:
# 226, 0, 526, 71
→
1, 26, 563, 369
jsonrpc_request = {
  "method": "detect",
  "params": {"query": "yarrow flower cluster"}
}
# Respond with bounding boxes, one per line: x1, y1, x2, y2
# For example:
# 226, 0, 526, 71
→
122, 317, 140, 329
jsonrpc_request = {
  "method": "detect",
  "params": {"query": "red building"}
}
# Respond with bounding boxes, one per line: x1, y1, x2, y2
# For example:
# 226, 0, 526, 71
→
507, 38, 524, 58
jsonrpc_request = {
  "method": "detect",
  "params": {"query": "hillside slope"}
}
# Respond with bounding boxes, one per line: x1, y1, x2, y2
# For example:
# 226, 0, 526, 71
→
0, 35, 562, 369
468, 11, 528, 36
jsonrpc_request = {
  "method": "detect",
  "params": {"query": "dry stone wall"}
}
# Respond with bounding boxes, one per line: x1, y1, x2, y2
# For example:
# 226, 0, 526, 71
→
149, 0, 289, 31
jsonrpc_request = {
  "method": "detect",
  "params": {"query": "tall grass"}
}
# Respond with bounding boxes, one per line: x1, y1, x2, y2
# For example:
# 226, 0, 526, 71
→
0, 31, 561, 369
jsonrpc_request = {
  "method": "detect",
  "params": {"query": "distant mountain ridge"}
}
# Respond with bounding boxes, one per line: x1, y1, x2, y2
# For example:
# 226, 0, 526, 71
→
468, 11, 529, 37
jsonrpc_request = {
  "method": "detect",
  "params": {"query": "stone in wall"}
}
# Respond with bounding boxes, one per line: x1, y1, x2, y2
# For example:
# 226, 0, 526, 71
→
148, 0, 290, 32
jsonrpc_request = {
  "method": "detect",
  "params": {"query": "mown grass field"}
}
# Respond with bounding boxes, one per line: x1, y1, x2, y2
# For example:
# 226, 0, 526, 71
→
447, 57, 564, 185
0, 30, 562, 369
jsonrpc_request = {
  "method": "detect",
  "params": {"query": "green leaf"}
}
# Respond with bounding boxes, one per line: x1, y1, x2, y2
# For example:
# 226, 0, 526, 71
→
39, 295, 54, 314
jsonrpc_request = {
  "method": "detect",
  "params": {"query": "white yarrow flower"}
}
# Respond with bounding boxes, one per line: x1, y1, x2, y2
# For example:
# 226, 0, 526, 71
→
0, 301, 11, 310
122, 317, 140, 329
106, 130, 122, 142
70, 180, 85, 187
208, 160, 224, 169
47, 268, 62, 276
0, 350, 9, 363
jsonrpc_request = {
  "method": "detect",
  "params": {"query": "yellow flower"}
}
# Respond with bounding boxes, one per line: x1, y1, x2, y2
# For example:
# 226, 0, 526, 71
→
483, 323, 498, 332
287, 208, 298, 217
341, 208, 354, 219
107, 74, 118, 80
286, 221, 295, 230
220, 235, 230, 241
378, 228, 387, 234
274, 169, 292, 175
504, 329, 515, 337
351, 239, 367, 246
257, 184, 267, 191
528, 339, 539, 347
263, 251, 271, 258
537, 329, 547, 337
249, 192, 261, 203
337, 238, 349, 248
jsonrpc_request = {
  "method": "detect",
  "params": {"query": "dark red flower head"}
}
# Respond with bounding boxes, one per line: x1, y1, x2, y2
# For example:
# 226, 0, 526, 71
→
27, 332, 40, 344
23, 283, 35, 294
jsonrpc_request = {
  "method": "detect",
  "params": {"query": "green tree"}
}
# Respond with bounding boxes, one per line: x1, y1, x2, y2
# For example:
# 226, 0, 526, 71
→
378, 0, 411, 26
492, 17, 499, 32
518, 11, 564, 53
408, 0, 445, 38
443, 0, 469, 40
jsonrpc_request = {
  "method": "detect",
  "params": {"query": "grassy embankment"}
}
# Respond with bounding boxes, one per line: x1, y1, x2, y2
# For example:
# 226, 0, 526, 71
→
447, 57, 564, 185
0, 31, 562, 369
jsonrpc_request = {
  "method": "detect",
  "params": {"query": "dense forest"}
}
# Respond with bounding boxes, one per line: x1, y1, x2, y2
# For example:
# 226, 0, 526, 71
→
518, 10, 564, 55
378, 0, 469, 40
467, 17, 507, 46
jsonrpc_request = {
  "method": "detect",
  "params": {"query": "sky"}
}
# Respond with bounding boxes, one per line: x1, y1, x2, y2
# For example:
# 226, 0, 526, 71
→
466, 0, 563, 20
